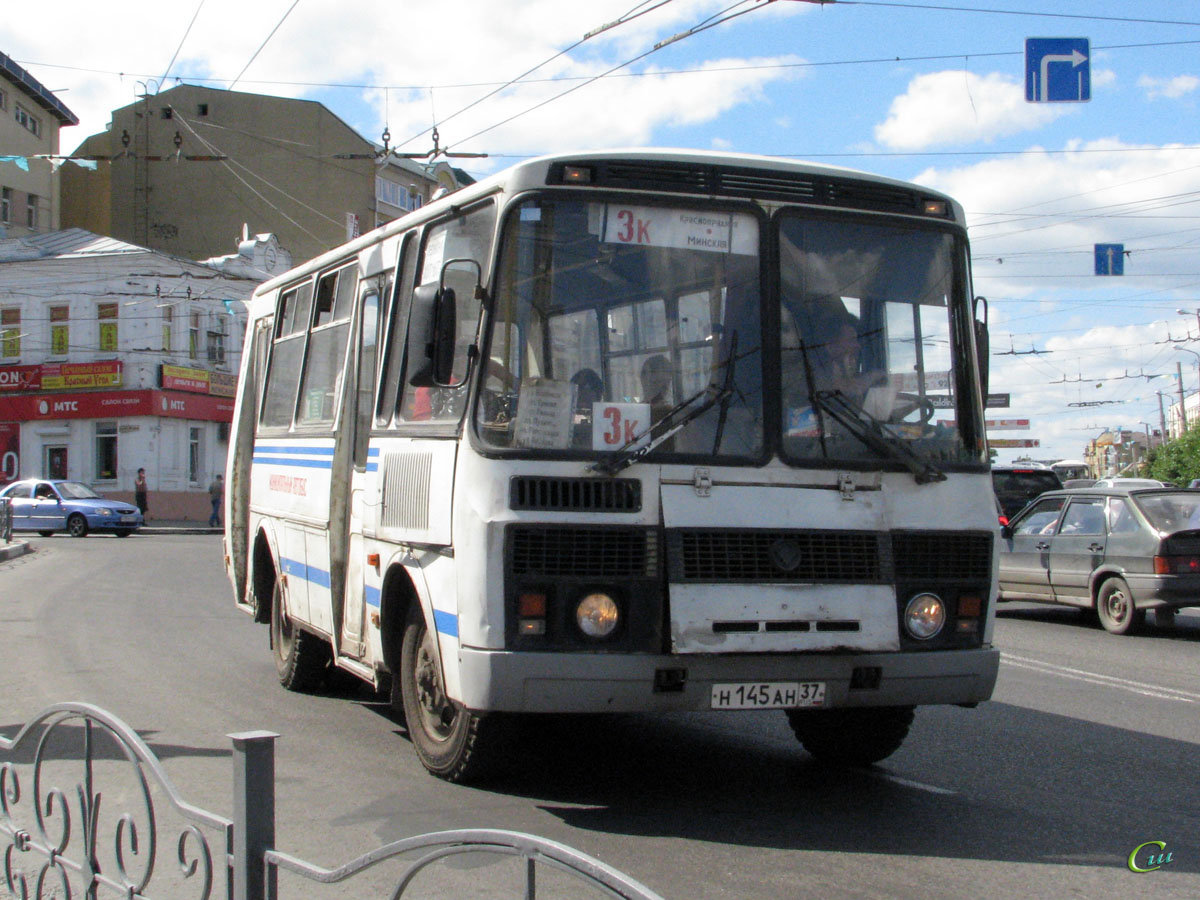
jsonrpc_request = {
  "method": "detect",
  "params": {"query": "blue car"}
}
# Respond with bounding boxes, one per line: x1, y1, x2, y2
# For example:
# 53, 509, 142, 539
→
0, 479, 144, 537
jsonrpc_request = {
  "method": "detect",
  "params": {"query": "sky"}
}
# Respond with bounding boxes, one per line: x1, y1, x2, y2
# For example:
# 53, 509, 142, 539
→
7, 0, 1200, 465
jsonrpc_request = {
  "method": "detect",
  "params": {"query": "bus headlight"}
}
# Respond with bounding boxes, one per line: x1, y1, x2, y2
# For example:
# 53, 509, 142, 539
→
904, 593, 946, 640
575, 592, 620, 638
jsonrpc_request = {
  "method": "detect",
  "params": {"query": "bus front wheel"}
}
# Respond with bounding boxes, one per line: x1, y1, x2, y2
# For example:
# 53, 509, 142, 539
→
399, 605, 510, 782
271, 571, 328, 691
785, 705, 915, 766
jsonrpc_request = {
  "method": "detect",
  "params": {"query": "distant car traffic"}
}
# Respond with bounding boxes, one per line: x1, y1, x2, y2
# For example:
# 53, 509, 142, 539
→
0, 479, 143, 537
991, 465, 1063, 521
998, 485, 1200, 634
1091, 477, 1165, 489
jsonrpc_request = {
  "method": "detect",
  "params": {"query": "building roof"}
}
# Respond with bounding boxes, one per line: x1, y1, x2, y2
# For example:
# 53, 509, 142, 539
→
0, 51, 79, 125
0, 228, 144, 262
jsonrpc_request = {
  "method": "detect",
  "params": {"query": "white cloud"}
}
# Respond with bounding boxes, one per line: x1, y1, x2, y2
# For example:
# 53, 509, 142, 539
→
874, 70, 1066, 151
1138, 74, 1200, 100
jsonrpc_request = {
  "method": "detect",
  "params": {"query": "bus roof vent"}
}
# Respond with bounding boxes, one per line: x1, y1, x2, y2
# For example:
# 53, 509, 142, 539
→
510, 476, 642, 513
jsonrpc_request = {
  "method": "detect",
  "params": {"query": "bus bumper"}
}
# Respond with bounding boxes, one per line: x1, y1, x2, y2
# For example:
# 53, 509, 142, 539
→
455, 646, 1000, 713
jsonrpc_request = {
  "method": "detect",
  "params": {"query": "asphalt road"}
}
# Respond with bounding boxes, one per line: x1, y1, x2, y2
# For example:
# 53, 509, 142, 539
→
1, 534, 1197, 899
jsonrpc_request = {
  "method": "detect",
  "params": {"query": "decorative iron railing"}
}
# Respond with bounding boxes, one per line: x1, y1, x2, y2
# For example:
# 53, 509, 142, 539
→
0, 702, 665, 900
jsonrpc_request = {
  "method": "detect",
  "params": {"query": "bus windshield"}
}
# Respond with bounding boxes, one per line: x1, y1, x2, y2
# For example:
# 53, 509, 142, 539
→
778, 213, 980, 467
477, 197, 763, 460
474, 196, 982, 468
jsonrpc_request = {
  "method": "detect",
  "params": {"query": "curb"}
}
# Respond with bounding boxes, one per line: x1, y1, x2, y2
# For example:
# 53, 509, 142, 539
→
0, 540, 31, 562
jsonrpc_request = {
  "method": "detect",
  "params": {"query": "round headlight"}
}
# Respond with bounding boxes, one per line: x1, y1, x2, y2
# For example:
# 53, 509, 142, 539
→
904, 593, 946, 640
575, 592, 620, 638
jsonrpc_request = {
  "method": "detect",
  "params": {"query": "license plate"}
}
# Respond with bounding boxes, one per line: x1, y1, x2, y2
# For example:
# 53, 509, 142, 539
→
120, 515, 137, 523
710, 681, 825, 710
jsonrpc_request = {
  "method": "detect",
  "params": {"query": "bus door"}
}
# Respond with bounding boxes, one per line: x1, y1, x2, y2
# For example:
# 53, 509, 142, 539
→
342, 282, 384, 656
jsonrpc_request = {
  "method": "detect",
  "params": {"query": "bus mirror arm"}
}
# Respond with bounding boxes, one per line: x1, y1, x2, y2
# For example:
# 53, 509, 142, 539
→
974, 295, 989, 398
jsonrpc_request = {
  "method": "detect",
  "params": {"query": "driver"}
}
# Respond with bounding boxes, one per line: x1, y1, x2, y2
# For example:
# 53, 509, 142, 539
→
809, 310, 888, 404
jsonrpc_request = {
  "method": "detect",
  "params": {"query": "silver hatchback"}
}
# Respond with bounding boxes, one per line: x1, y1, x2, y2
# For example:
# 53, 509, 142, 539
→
998, 486, 1200, 634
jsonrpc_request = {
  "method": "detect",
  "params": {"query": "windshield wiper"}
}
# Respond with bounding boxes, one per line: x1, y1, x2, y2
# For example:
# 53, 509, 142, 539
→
591, 336, 740, 476
811, 390, 946, 485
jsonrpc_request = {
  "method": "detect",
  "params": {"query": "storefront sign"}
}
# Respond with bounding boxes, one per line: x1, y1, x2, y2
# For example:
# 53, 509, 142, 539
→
41, 361, 123, 390
161, 364, 211, 394
0, 389, 232, 422
0, 422, 18, 485
0, 365, 41, 392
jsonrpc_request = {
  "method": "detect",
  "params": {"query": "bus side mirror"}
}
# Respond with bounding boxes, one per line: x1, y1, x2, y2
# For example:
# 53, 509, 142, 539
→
974, 295, 989, 398
429, 284, 457, 386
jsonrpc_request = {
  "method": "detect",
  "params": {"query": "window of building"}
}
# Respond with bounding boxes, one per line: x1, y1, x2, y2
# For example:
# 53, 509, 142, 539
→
162, 306, 173, 352
15, 105, 40, 137
97, 302, 118, 352
0, 88, 7, 111
95, 422, 118, 481
26, 194, 37, 229
50, 305, 69, 355
1, 187, 9, 224
189, 426, 202, 483
189, 311, 201, 360
1, 308, 20, 358
207, 316, 227, 365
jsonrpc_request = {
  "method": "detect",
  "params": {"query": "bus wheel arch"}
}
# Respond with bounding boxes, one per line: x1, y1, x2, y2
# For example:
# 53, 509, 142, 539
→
250, 529, 277, 624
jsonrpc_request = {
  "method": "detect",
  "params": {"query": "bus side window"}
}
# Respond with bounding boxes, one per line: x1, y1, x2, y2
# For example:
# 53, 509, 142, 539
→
260, 281, 313, 429
376, 232, 419, 426
398, 202, 496, 424
297, 263, 356, 427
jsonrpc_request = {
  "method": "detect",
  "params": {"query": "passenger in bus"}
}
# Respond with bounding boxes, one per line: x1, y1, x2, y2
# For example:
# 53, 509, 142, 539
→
570, 368, 604, 422
640, 354, 673, 411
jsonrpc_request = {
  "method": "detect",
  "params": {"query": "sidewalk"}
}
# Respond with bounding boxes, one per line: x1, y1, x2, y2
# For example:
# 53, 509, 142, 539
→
0, 521, 221, 562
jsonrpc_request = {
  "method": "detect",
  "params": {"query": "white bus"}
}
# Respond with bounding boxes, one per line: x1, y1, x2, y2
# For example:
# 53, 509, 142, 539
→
224, 149, 999, 782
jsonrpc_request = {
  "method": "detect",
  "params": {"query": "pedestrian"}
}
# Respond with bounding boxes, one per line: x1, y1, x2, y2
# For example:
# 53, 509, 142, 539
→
134, 468, 149, 520
208, 474, 224, 528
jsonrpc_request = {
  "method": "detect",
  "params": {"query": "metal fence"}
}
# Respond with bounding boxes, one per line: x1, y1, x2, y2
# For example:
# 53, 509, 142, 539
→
0, 702, 665, 900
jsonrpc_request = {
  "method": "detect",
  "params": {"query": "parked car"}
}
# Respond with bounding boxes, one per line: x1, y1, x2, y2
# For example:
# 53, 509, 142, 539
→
991, 464, 1063, 521
0, 479, 143, 537
998, 485, 1200, 634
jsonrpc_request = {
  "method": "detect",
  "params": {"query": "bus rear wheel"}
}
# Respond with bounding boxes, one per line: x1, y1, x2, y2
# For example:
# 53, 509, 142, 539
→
399, 605, 510, 782
785, 705, 915, 766
271, 570, 328, 691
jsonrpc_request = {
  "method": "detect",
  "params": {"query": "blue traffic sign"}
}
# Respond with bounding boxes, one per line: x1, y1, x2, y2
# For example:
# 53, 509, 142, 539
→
1025, 38, 1090, 102
1095, 243, 1124, 276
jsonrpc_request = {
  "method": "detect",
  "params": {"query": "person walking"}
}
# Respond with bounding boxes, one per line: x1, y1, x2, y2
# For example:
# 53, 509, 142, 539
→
134, 468, 149, 521
208, 474, 224, 528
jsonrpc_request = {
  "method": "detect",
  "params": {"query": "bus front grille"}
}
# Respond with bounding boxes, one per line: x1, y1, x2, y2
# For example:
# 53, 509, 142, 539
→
508, 526, 659, 578
667, 529, 884, 583
509, 476, 642, 512
892, 531, 993, 581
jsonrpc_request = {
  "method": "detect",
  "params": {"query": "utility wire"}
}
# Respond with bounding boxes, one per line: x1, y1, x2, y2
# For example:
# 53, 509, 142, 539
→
229, 0, 301, 91
834, 1, 1200, 28
156, 0, 206, 91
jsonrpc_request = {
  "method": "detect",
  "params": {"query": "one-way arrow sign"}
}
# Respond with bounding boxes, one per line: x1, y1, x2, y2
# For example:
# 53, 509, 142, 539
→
1025, 38, 1090, 102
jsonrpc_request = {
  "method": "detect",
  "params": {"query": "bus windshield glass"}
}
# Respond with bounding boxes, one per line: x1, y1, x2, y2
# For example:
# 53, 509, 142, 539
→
778, 213, 981, 466
477, 197, 763, 460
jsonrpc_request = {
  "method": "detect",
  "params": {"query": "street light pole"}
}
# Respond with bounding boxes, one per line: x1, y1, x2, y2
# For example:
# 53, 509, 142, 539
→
1177, 307, 1200, 339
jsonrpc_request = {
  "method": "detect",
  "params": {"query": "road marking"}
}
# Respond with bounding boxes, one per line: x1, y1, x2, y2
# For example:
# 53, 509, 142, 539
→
871, 773, 956, 795
1003, 653, 1200, 703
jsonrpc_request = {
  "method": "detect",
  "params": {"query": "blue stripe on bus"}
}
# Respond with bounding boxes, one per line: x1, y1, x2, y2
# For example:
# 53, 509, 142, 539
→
280, 556, 331, 589
255, 444, 335, 455
365, 584, 381, 609
252, 455, 334, 469
434, 609, 459, 638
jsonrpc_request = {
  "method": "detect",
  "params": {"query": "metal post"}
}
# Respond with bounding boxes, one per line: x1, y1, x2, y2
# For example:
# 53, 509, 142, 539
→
1178, 362, 1189, 431
230, 730, 279, 900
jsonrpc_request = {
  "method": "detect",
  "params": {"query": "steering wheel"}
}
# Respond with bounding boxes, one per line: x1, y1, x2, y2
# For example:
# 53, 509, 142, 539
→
888, 392, 935, 425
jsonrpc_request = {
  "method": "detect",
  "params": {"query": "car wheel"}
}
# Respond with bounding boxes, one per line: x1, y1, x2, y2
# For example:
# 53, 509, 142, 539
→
785, 706, 915, 766
67, 514, 89, 538
399, 604, 512, 782
1096, 577, 1144, 635
37, 530, 54, 537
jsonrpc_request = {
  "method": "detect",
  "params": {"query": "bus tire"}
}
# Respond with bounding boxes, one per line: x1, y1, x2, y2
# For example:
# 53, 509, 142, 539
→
271, 571, 328, 692
785, 705, 915, 766
399, 604, 510, 782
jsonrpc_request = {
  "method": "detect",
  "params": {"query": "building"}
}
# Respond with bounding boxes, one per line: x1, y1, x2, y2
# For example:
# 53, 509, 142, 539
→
61, 84, 469, 265
0, 228, 287, 519
1, 51, 79, 238
1084, 427, 1158, 478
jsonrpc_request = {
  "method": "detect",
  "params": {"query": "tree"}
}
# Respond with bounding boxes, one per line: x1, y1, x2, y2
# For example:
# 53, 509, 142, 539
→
1145, 427, 1200, 486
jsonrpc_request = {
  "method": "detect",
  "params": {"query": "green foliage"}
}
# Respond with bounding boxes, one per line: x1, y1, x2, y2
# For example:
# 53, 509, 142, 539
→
1145, 426, 1200, 486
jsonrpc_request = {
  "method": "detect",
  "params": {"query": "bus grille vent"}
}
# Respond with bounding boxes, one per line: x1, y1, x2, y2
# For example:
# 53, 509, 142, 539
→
509, 476, 641, 512
380, 451, 432, 531
892, 531, 993, 581
509, 526, 658, 578
668, 529, 882, 583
